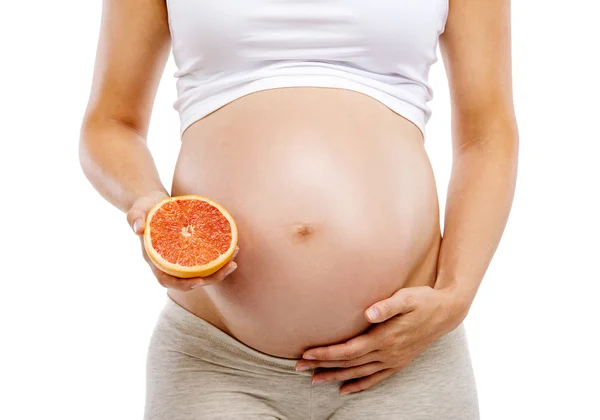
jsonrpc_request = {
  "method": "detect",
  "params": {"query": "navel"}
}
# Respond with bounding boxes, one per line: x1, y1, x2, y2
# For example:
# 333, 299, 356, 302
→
291, 223, 315, 239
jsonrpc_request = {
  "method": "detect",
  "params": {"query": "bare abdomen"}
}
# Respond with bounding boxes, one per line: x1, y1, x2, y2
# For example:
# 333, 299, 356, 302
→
169, 88, 441, 358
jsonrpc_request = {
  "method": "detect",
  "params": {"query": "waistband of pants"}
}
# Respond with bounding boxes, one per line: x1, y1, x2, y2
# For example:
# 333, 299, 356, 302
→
161, 294, 303, 373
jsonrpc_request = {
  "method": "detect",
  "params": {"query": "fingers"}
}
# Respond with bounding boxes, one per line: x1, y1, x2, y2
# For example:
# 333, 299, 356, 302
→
309, 362, 385, 385
147, 260, 237, 291
295, 351, 380, 372
148, 263, 204, 291
339, 368, 396, 395
302, 333, 377, 361
365, 287, 421, 323
192, 260, 238, 287
143, 237, 240, 291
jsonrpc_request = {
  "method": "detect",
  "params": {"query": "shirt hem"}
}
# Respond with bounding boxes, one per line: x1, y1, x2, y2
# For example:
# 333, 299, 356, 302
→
178, 76, 427, 139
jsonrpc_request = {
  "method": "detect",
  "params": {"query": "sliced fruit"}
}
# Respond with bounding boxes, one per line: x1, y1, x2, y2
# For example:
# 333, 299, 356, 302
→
143, 195, 238, 278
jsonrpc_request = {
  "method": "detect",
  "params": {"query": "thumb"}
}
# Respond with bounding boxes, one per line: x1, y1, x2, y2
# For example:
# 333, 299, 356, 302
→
365, 288, 419, 323
127, 207, 147, 235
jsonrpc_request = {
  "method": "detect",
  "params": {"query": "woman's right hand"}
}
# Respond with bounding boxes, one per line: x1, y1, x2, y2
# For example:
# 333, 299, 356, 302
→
126, 191, 239, 291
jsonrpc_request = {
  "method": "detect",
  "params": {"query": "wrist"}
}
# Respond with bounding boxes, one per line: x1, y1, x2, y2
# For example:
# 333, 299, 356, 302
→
437, 283, 476, 327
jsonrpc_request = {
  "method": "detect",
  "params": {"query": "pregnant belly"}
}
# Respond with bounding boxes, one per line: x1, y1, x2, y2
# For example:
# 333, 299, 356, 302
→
169, 88, 442, 358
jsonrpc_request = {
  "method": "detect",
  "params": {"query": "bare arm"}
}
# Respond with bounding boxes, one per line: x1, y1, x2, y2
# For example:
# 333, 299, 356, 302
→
79, 0, 171, 213
78, 0, 241, 289
435, 0, 519, 309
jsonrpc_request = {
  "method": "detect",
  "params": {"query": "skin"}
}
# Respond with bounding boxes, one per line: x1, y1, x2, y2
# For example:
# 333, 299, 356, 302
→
80, 0, 518, 398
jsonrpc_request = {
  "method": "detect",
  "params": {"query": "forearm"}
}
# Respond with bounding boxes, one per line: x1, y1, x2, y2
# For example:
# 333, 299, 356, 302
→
434, 123, 519, 312
79, 118, 169, 213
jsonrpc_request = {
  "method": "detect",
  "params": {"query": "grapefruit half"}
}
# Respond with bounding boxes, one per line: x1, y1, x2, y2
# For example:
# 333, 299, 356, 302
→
143, 195, 238, 278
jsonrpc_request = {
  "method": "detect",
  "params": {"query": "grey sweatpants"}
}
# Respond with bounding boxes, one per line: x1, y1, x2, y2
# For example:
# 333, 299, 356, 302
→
144, 296, 479, 420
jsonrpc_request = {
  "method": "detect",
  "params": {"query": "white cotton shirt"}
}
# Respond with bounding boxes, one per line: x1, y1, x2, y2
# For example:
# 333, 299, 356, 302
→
166, 0, 449, 137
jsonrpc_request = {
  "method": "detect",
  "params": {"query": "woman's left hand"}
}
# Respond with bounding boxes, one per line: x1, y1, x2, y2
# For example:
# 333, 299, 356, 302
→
296, 286, 469, 395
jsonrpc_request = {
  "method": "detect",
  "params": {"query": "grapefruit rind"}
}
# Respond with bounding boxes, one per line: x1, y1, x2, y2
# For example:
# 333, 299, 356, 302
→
143, 195, 238, 279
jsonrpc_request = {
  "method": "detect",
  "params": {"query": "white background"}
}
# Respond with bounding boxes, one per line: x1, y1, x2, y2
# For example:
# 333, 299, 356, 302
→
1, 1, 599, 419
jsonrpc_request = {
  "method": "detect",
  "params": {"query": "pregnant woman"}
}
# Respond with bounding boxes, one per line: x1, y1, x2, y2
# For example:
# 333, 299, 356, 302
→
80, 0, 518, 419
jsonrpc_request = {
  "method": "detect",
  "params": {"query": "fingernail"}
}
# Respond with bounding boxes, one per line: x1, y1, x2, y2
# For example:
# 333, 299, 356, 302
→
303, 354, 316, 360
312, 378, 325, 385
366, 307, 380, 322
232, 247, 239, 259
191, 282, 205, 289
224, 263, 237, 276
296, 363, 309, 372
133, 218, 143, 234
340, 390, 351, 396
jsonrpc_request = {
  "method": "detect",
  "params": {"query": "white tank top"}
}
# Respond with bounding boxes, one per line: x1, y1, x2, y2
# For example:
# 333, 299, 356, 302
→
166, 0, 449, 137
